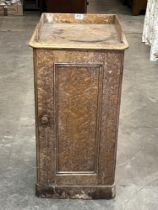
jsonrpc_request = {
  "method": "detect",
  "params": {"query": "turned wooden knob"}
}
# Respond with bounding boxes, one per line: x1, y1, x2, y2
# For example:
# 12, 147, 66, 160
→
41, 115, 49, 125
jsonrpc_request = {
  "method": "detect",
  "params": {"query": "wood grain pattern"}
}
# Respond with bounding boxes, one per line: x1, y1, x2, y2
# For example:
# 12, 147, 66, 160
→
29, 13, 128, 50
55, 64, 103, 173
30, 13, 128, 199
33, 49, 124, 198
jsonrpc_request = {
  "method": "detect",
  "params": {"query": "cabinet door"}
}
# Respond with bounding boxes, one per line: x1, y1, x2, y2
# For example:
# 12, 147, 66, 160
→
35, 49, 123, 189
54, 63, 103, 185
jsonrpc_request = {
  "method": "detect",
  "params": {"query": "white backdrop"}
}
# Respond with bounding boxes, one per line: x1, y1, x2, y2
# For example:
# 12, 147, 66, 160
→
142, 0, 158, 61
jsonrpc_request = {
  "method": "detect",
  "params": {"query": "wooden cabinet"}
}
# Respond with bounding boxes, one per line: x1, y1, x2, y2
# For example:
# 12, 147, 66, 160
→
29, 13, 128, 199
125, 0, 147, 15
40, 0, 87, 13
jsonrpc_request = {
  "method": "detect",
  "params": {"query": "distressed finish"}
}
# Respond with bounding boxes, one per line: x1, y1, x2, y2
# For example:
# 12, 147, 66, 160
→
55, 64, 102, 173
30, 13, 128, 199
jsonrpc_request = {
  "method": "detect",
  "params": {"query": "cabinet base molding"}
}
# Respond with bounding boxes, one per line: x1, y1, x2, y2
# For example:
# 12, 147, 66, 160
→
36, 184, 116, 199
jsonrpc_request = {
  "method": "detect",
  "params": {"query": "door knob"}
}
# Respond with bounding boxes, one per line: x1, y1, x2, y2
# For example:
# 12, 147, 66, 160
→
41, 114, 49, 125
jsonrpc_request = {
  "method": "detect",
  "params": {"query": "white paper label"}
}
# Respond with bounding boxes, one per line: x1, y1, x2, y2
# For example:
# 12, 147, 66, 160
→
74, 14, 84, 20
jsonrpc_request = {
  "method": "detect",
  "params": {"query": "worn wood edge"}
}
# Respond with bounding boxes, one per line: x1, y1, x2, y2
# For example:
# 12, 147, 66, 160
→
29, 42, 128, 50
38, 13, 115, 24
35, 184, 116, 199
29, 13, 129, 50
33, 48, 40, 186
114, 15, 129, 49
44, 13, 115, 24
29, 13, 45, 48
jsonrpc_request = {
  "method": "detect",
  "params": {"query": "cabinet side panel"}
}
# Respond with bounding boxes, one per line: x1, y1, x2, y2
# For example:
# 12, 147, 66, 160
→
98, 51, 124, 185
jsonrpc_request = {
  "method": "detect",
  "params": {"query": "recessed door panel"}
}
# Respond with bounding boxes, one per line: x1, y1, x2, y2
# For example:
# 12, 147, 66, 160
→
54, 64, 103, 174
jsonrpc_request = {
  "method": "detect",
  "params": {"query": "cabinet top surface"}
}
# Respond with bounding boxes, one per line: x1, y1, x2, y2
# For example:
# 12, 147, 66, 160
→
29, 13, 128, 50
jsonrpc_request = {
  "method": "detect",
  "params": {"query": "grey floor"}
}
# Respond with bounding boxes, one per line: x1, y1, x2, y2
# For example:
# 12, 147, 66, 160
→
0, 0, 158, 209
